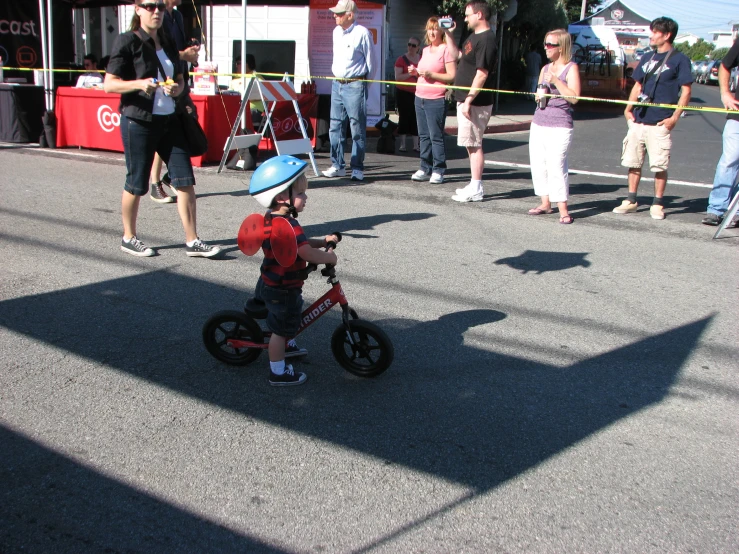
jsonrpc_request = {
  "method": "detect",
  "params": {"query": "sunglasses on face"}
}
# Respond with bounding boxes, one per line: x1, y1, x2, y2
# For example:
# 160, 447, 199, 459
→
408, 43, 418, 47
333, 12, 346, 17
138, 2, 166, 13
544, 42, 560, 49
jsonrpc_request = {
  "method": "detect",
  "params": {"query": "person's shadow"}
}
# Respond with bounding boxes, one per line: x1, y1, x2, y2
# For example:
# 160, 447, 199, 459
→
495, 249, 591, 274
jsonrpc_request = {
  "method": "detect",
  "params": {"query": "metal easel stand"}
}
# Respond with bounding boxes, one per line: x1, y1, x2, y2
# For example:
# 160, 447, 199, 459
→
218, 76, 318, 176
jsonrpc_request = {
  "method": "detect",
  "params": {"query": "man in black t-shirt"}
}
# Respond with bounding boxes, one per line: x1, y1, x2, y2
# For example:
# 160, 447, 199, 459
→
450, 1, 497, 203
613, 17, 692, 220
703, 37, 739, 226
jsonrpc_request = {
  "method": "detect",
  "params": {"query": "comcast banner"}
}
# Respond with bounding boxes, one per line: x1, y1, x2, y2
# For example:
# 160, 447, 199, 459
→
0, 3, 42, 69
308, 0, 385, 125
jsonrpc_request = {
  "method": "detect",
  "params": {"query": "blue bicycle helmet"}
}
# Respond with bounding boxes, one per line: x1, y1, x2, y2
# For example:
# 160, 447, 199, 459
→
249, 155, 308, 208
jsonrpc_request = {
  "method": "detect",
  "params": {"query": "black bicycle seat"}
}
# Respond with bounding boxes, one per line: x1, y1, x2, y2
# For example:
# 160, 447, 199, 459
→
244, 297, 268, 319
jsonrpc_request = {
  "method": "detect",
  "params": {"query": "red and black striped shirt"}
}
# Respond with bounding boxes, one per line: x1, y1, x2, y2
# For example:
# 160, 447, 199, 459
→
260, 215, 309, 289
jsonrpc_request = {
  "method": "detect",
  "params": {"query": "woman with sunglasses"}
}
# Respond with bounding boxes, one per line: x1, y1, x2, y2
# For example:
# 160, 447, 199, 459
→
528, 29, 581, 224
104, 1, 221, 258
394, 38, 421, 152
409, 16, 458, 185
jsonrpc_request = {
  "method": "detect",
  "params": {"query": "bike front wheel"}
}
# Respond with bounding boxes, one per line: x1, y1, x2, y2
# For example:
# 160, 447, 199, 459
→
331, 320, 393, 377
203, 310, 264, 366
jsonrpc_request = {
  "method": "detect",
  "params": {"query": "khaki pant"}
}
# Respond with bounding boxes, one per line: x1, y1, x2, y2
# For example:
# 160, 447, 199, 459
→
457, 103, 493, 148
621, 120, 672, 173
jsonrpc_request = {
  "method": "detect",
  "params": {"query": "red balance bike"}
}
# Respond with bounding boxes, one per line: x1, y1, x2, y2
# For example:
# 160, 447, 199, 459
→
202, 213, 394, 377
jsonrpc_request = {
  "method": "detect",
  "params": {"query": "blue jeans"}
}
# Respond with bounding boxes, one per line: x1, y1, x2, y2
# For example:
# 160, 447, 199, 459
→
329, 80, 367, 171
707, 119, 739, 216
255, 277, 303, 339
120, 114, 195, 196
414, 96, 447, 175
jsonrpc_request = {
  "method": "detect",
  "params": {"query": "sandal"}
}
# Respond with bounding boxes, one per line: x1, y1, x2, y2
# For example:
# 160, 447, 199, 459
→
528, 207, 554, 215
559, 215, 574, 224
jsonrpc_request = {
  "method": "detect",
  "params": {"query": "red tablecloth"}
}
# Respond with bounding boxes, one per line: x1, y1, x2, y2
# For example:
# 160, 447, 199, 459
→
55, 87, 248, 167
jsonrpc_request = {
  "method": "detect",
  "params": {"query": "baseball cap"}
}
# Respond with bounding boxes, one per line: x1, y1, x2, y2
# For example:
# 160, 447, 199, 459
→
329, 0, 357, 14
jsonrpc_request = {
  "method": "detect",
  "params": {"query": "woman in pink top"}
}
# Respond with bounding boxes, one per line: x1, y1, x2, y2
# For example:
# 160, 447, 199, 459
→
410, 17, 458, 184
394, 38, 421, 152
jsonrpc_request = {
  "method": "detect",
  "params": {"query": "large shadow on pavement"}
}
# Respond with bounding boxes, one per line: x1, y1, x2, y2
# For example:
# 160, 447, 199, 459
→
0, 424, 285, 553
0, 269, 709, 543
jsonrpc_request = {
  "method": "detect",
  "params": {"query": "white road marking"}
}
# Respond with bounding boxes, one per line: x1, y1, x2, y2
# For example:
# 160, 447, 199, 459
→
485, 160, 713, 189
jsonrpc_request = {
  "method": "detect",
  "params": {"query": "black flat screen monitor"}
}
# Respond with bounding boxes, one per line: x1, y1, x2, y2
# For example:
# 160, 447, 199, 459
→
232, 40, 296, 78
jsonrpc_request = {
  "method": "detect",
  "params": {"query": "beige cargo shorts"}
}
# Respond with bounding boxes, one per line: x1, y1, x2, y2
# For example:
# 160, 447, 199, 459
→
621, 119, 672, 173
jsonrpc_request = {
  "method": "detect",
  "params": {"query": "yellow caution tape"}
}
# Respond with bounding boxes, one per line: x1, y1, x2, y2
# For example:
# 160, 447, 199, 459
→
5, 66, 735, 115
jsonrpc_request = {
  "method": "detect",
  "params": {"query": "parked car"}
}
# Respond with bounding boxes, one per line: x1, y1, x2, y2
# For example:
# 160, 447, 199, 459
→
695, 60, 713, 84
731, 66, 739, 93
705, 60, 722, 85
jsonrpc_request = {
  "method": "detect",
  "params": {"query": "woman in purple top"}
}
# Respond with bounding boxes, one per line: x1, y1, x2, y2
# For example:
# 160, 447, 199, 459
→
528, 28, 581, 224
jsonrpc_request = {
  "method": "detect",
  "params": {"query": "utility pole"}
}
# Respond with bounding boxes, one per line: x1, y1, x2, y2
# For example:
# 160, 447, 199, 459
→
580, 0, 587, 21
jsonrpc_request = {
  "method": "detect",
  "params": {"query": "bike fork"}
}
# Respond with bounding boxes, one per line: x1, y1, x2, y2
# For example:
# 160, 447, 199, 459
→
341, 304, 357, 345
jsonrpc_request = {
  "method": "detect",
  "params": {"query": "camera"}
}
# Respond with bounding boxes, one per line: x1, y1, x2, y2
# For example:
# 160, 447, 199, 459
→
637, 93, 652, 104
188, 38, 200, 68
438, 17, 453, 29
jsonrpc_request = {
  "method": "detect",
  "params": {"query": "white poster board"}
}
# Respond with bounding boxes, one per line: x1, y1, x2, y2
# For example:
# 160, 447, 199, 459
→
308, 0, 384, 125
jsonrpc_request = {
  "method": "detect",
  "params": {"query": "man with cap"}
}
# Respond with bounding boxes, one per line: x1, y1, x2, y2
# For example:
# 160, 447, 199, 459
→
322, 0, 376, 182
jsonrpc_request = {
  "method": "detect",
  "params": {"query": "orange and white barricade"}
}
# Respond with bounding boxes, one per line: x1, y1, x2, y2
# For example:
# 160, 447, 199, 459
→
218, 76, 318, 176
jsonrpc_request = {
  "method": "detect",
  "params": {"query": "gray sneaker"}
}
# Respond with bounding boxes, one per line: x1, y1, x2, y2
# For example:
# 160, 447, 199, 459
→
701, 213, 721, 226
121, 236, 154, 257
186, 239, 222, 258
150, 182, 175, 204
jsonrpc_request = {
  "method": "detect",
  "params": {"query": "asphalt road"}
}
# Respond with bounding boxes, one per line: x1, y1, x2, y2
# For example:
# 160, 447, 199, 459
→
0, 88, 737, 553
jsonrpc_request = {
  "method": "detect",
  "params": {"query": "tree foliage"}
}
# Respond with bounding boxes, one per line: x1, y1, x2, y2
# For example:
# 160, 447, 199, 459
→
674, 39, 716, 61
438, 0, 507, 18
711, 47, 729, 61
563, 0, 600, 23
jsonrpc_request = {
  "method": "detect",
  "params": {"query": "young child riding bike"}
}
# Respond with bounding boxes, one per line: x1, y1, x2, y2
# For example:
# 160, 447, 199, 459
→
249, 155, 340, 386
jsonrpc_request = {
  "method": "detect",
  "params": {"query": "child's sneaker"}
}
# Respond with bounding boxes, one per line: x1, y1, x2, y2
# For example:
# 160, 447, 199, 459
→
269, 364, 307, 386
285, 339, 308, 358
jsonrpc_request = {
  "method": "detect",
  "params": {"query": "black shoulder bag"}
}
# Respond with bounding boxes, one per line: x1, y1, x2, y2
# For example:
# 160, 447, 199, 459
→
143, 32, 208, 157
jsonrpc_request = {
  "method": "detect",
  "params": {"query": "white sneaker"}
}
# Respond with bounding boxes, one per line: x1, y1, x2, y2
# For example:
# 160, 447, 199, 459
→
351, 169, 364, 182
456, 183, 475, 195
411, 170, 430, 181
451, 190, 483, 202
430, 172, 444, 184
322, 166, 346, 178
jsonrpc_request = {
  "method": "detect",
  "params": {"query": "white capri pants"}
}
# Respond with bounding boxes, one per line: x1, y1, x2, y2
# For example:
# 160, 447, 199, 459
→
528, 122, 574, 203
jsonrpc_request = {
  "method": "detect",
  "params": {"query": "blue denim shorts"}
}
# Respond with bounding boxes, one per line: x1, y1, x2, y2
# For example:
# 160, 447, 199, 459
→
120, 114, 196, 196
256, 279, 303, 339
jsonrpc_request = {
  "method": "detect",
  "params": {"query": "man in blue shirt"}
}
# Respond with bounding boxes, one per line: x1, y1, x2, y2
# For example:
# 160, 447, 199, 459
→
322, 0, 376, 183
613, 17, 692, 220
702, 37, 739, 226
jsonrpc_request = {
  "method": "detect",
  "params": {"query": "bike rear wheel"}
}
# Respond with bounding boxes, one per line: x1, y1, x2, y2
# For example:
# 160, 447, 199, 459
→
203, 310, 264, 366
331, 320, 393, 377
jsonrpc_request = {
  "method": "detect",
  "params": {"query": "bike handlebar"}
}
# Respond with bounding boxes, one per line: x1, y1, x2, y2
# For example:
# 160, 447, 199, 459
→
306, 231, 342, 275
